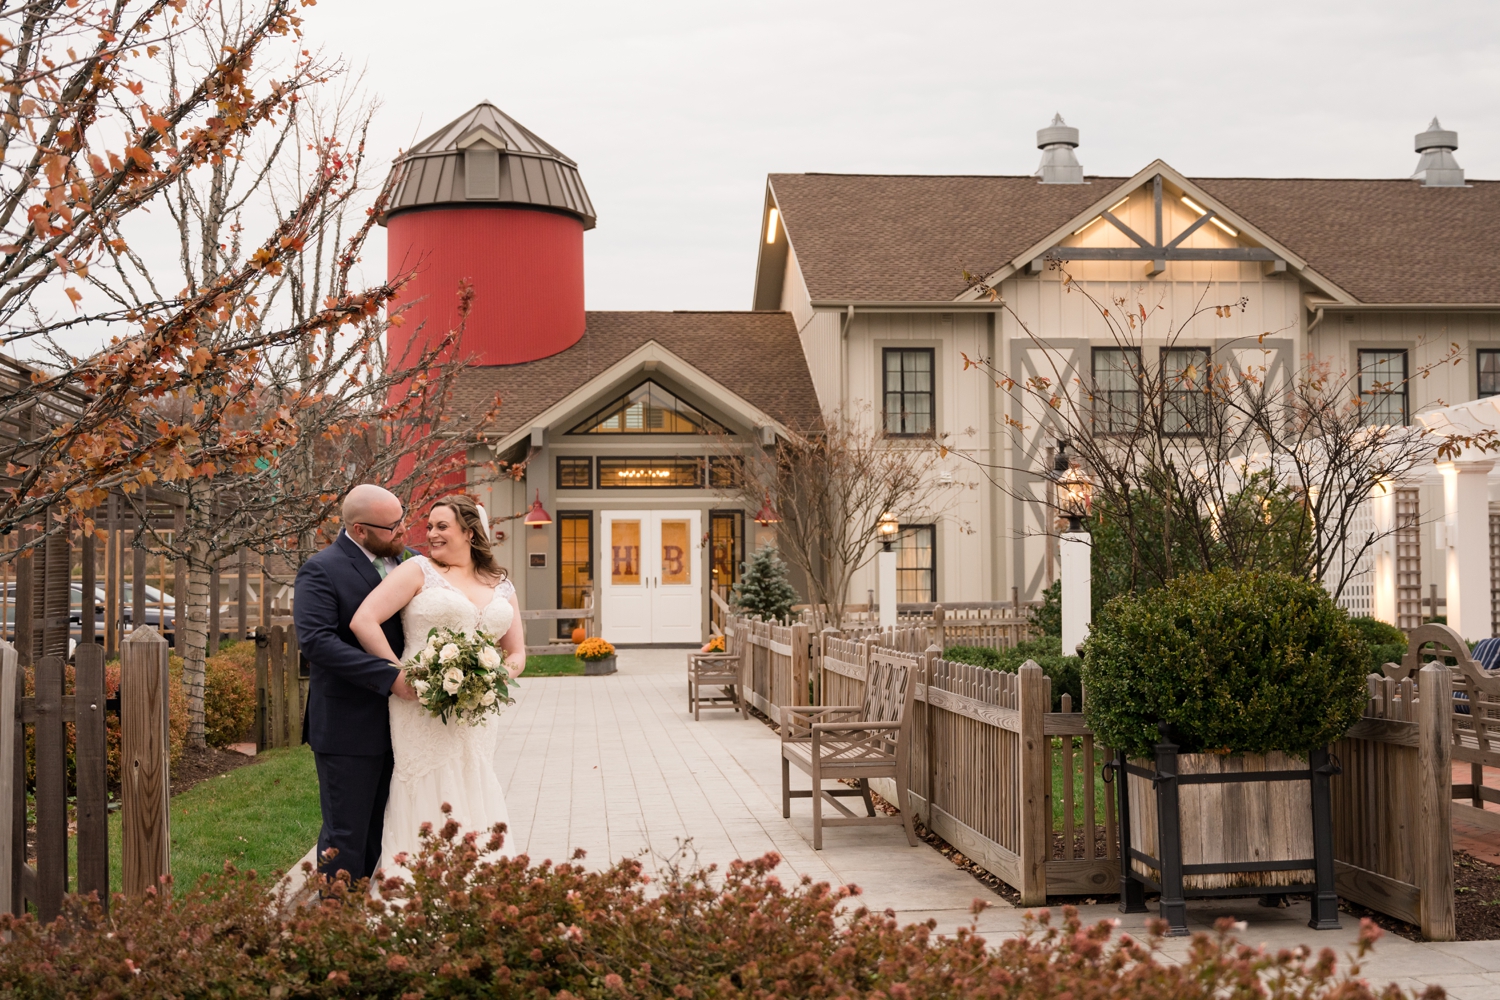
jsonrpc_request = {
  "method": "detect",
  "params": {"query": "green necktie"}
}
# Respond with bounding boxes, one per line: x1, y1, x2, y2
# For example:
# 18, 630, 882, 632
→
373, 557, 388, 580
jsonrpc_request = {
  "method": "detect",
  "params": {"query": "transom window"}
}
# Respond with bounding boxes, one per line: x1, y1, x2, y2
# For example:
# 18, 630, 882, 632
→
883, 348, 934, 436
1092, 347, 1142, 433
570, 380, 728, 435
1162, 347, 1210, 435
1479, 350, 1500, 398
1357, 349, 1408, 426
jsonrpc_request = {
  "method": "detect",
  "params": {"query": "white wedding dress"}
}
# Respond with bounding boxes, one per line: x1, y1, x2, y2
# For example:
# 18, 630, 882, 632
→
377, 555, 516, 878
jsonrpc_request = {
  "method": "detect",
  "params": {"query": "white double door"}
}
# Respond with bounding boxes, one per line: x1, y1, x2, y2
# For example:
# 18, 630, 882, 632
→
599, 510, 702, 644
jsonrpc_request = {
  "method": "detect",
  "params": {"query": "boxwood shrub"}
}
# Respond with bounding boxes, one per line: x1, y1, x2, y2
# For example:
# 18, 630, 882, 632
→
1080, 570, 1368, 759
945, 637, 1081, 711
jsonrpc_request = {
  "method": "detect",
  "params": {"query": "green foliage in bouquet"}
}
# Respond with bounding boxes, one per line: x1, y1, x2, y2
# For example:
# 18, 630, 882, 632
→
403, 627, 514, 725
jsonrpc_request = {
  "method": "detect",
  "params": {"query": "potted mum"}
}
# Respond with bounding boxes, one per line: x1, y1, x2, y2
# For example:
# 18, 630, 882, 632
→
1082, 570, 1368, 935
576, 637, 618, 676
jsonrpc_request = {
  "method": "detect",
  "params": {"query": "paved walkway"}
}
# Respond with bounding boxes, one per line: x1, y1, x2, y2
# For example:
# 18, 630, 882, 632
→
493, 648, 1500, 996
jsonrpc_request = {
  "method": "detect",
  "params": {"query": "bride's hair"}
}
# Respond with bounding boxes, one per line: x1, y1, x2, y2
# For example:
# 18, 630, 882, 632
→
428, 494, 507, 583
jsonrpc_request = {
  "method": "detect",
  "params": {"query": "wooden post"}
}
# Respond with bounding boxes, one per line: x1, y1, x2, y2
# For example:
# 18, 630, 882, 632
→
268, 624, 286, 749
932, 604, 945, 650
253, 627, 268, 751
73, 643, 108, 910
259, 552, 270, 629
1417, 661, 1456, 940
131, 520, 147, 636
285, 623, 302, 747
0, 641, 16, 915
121, 626, 170, 897
1017, 661, 1049, 906
81, 509, 96, 649
237, 548, 249, 639
791, 622, 810, 707
105, 495, 118, 657
33, 655, 66, 922
14, 532, 32, 667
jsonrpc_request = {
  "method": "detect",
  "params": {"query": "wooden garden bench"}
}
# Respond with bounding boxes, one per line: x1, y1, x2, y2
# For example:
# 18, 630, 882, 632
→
687, 640, 743, 720
779, 649, 919, 850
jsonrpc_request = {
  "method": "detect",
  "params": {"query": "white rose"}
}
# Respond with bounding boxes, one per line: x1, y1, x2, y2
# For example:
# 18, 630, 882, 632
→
425, 638, 438, 655
478, 646, 501, 670
480, 689, 496, 707
439, 643, 460, 663
442, 674, 462, 695
412, 679, 429, 695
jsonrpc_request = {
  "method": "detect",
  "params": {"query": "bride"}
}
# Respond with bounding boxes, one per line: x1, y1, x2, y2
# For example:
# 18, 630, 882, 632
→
350, 493, 525, 876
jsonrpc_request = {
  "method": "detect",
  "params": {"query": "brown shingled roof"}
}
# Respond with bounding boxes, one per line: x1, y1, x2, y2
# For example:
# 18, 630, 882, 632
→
769, 173, 1119, 302
452, 311, 821, 439
1194, 178, 1500, 304
771, 172, 1500, 305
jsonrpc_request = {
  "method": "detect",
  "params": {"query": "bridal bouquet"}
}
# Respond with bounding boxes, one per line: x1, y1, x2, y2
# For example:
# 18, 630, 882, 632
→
403, 626, 514, 725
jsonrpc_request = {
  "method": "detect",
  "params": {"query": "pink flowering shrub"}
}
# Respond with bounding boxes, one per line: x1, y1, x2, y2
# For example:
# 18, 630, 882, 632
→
0, 806, 1439, 999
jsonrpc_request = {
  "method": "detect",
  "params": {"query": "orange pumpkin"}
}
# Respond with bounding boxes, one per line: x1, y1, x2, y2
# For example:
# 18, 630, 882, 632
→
570, 625, 586, 644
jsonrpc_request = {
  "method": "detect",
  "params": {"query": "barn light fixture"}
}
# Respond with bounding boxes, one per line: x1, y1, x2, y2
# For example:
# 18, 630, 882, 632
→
765, 207, 779, 244
1180, 195, 1239, 238
523, 489, 553, 528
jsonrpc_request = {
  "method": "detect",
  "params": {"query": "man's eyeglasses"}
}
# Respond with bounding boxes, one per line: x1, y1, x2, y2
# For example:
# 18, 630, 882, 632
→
354, 518, 404, 534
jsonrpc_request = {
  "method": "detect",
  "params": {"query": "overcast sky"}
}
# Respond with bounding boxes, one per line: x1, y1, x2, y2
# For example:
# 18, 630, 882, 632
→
244, 1, 1500, 311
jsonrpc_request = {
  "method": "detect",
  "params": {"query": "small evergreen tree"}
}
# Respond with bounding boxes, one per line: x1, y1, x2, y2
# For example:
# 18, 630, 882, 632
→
732, 544, 799, 622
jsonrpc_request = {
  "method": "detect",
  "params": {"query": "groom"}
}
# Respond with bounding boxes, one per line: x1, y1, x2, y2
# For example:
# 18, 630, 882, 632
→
295, 484, 418, 885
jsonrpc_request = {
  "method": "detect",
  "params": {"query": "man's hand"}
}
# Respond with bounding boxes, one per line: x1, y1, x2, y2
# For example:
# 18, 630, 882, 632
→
390, 669, 419, 702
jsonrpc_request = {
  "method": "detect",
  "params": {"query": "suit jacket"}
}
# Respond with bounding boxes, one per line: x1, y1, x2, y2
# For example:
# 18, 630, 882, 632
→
295, 531, 405, 756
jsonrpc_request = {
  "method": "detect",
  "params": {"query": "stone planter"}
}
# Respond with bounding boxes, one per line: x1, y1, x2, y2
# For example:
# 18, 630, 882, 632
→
582, 655, 617, 676
1116, 726, 1340, 935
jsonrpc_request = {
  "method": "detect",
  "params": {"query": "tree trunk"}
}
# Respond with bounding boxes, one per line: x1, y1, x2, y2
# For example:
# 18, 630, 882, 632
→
180, 538, 212, 749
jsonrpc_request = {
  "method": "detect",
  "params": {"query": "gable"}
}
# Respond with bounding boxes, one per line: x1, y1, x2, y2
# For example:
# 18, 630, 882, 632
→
569, 379, 729, 435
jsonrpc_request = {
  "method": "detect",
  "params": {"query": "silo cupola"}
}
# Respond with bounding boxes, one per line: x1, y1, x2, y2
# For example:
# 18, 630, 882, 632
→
1412, 118, 1465, 188
381, 102, 596, 366
1035, 114, 1083, 185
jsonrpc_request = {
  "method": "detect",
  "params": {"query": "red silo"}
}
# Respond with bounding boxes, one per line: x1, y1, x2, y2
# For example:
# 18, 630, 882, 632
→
380, 102, 596, 366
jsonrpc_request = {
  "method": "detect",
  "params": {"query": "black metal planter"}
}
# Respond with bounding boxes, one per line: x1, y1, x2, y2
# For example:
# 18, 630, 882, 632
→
1114, 725, 1342, 936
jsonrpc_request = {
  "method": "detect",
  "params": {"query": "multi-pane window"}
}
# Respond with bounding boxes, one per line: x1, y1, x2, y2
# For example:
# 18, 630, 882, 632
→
1479, 350, 1500, 398
570, 380, 728, 435
709, 511, 744, 627
556, 512, 593, 638
596, 457, 704, 488
895, 525, 936, 603
556, 456, 592, 489
1162, 347, 1210, 435
1358, 349, 1408, 426
1092, 347, 1142, 433
883, 348, 934, 436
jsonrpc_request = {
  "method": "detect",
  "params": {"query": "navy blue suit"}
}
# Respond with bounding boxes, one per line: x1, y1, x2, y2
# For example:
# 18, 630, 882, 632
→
294, 531, 404, 883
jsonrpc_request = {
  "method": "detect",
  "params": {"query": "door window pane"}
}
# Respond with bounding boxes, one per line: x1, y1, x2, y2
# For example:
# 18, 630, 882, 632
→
883, 348, 934, 436
896, 525, 936, 603
556, 512, 593, 637
610, 520, 641, 585
710, 511, 743, 627
1358, 349, 1407, 426
660, 519, 691, 585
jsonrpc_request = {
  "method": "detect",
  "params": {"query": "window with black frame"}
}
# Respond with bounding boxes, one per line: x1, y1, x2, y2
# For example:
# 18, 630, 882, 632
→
556, 512, 594, 638
1479, 350, 1500, 398
1357, 349, 1408, 426
895, 524, 936, 603
1092, 347, 1142, 433
883, 348, 934, 436
556, 456, 592, 489
1162, 347, 1210, 435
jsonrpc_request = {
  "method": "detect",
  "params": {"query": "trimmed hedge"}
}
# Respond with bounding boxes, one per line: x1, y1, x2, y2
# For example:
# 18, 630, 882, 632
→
0, 811, 1414, 999
945, 637, 1081, 711
1081, 570, 1369, 759
1348, 615, 1408, 675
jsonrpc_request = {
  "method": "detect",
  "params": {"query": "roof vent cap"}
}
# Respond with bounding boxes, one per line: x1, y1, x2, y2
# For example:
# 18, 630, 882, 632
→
1035, 113, 1083, 185
1412, 117, 1465, 187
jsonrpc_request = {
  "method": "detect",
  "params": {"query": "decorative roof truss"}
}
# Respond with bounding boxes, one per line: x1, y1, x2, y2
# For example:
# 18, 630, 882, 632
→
1032, 175, 1283, 276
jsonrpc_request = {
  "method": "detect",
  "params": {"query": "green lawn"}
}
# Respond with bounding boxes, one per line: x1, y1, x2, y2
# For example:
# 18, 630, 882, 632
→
83, 746, 322, 898
1051, 736, 1111, 829
523, 653, 586, 677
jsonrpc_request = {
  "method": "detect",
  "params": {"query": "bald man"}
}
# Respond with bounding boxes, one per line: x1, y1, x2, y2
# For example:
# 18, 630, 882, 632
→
294, 484, 418, 886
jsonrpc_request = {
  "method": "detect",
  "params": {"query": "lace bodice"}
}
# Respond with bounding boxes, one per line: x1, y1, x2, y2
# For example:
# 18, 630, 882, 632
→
399, 555, 516, 661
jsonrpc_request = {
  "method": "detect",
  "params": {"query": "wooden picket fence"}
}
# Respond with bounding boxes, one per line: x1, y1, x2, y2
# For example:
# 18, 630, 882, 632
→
0, 629, 171, 922
255, 621, 305, 750
795, 602, 1036, 652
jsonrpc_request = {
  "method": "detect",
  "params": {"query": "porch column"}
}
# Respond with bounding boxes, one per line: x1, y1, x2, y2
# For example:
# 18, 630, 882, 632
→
1370, 480, 1397, 626
1439, 459, 1494, 641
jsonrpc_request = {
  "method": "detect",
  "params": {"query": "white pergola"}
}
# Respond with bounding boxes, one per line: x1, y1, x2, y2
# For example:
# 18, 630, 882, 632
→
1413, 397, 1500, 640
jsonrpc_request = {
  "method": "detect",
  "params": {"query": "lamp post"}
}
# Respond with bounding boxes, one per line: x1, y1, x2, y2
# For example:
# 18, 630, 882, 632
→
1054, 459, 1094, 656
877, 511, 900, 629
